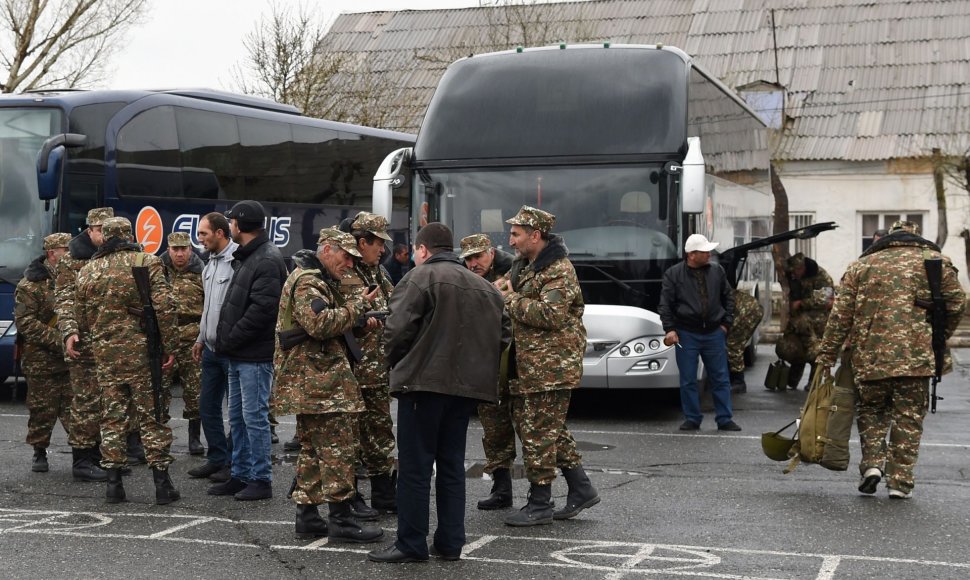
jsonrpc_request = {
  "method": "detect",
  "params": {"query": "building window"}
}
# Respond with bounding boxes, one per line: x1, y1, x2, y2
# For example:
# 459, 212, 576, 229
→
861, 212, 924, 251
789, 213, 816, 258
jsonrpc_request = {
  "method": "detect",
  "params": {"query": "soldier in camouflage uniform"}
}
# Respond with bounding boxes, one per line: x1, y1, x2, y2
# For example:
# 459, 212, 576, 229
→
460, 233, 518, 510
75, 217, 181, 505
15, 233, 73, 473
779, 253, 834, 389
161, 232, 206, 455
816, 220, 965, 499
56, 207, 112, 483
726, 288, 764, 393
497, 206, 599, 526
272, 228, 383, 543
339, 212, 398, 516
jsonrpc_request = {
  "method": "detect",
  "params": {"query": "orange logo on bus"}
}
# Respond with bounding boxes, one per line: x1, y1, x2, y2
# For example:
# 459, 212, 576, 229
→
135, 206, 164, 254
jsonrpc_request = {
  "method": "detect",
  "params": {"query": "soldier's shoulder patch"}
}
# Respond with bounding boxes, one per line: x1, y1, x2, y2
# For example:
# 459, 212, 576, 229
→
13, 302, 27, 316
546, 289, 563, 303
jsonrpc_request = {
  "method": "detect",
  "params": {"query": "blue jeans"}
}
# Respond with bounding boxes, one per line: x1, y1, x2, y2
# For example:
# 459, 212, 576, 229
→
227, 360, 273, 483
395, 392, 477, 559
674, 329, 734, 427
199, 347, 230, 467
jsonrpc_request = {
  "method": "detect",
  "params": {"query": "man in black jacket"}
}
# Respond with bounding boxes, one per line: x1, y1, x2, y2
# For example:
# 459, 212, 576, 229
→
209, 201, 288, 501
368, 223, 511, 564
658, 234, 741, 432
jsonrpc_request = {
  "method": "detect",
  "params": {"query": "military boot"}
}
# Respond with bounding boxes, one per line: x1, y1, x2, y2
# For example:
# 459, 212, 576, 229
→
31, 447, 49, 473
152, 467, 181, 505
270, 424, 279, 444
553, 466, 600, 520
327, 500, 384, 544
105, 468, 127, 504
504, 483, 553, 527
730, 372, 747, 394
369, 471, 397, 514
295, 504, 328, 539
187, 419, 205, 455
72, 447, 108, 482
477, 467, 513, 510
126, 432, 147, 465
787, 362, 806, 390
350, 478, 379, 521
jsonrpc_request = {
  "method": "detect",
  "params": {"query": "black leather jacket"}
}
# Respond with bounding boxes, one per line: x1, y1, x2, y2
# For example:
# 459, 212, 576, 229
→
215, 232, 288, 361
659, 261, 734, 334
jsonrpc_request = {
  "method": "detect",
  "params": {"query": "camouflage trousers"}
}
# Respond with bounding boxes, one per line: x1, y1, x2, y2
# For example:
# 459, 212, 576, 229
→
294, 412, 357, 505
478, 379, 516, 474
24, 367, 72, 449
354, 385, 396, 477
726, 309, 761, 374
510, 389, 582, 485
99, 378, 173, 470
67, 356, 102, 449
857, 376, 929, 494
166, 340, 201, 420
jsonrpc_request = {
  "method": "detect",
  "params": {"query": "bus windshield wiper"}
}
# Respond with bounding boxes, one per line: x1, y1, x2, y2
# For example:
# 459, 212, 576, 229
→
574, 263, 649, 298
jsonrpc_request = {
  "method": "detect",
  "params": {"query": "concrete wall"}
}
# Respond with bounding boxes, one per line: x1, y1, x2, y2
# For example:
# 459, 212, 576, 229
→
772, 160, 970, 288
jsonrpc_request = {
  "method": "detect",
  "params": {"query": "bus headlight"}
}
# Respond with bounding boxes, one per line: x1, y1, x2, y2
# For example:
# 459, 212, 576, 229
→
619, 346, 631, 356
648, 339, 661, 350
633, 342, 645, 354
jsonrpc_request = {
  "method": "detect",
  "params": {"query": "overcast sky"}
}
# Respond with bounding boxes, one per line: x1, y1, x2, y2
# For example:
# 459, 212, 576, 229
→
105, 0, 487, 90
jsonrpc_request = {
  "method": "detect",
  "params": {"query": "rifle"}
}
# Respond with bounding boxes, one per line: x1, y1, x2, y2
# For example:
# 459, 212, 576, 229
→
924, 256, 947, 414
355, 310, 389, 328
132, 256, 164, 422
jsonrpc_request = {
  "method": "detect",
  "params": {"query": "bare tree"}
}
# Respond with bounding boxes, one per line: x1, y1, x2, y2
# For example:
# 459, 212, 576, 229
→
0, 0, 147, 93
231, 1, 342, 118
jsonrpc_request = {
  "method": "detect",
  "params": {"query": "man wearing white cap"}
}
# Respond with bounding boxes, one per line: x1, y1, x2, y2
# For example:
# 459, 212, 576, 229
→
658, 234, 741, 432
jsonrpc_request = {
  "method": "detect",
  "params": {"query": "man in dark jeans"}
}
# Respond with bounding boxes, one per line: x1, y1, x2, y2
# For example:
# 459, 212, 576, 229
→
368, 223, 510, 563
190, 213, 238, 483
659, 234, 741, 432
209, 201, 287, 501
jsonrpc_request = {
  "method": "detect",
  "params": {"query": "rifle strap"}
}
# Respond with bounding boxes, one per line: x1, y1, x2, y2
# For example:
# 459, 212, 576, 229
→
132, 253, 153, 306
281, 269, 320, 331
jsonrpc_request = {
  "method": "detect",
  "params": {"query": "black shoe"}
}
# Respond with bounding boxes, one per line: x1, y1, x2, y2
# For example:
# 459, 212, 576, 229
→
106, 468, 127, 504
283, 437, 300, 452
208, 477, 247, 496
350, 490, 379, 521
152, 467, 181, 505
126, 432, 147, 466
270, 426, 279, 445
553, 466, 600, 520
187, 419, 205, 456
295, 504, 328, 539
234, 480, 272, 501
717, 421, 742, 432
858, 468, 881, 495
370, 471, 398, 514
187, 462, 223, 479
31, 447, 49, 473
367, 543, 427, 563
328, 500, 385, 544
678, 421, 700, 431
429, 544, 460, 561
504, 484, 553, 527
208, 465, 231, 483
72, 447, 108, 482
478, 468, 513, 510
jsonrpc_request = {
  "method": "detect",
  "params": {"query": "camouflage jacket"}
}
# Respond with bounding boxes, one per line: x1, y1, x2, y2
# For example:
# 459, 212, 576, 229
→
161, 251, 205, 344
272, 253, 367, 416
787, 258, 833, 332
817, 233, 966, 381
14, 256, 67, 373
75, 241, 178, 383
729, 288, 764, 340
54, 231, 98, 352
339, 259, 394, 387
506, 235, 586, 394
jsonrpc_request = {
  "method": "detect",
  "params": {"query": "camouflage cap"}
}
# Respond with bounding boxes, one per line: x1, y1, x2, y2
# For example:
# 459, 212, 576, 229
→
785, 253, 806, 272
317, 227, 362, 258
889, 220, 920, 235
459, 233, 493, 260
168, 232, 192, 247
102, 217, 133, 241
86, 207, 114, 226
43, 232, 72, 251
506, 205, 555, 232
351, 211, 392, 241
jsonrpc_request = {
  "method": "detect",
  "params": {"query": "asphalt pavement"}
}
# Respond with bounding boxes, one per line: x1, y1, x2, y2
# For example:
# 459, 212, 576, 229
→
0, 345, 968, 579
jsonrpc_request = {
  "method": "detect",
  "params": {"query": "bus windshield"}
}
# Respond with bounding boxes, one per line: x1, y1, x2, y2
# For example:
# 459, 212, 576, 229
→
414, 163, 679, 263
0, 108, 61, 283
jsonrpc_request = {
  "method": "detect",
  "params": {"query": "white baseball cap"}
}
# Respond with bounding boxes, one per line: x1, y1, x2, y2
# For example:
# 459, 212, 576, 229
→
684, 233, 719, 253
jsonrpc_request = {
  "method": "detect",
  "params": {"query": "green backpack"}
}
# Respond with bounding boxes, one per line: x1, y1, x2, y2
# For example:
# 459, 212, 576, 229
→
784, 358, 856, 473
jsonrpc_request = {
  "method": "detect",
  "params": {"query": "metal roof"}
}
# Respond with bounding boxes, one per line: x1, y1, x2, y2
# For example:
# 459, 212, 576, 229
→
323, 0, 970, 162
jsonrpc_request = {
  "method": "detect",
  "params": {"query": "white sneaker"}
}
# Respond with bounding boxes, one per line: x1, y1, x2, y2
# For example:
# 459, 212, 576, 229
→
888, 488, 912, 500
858, 467, 881, 495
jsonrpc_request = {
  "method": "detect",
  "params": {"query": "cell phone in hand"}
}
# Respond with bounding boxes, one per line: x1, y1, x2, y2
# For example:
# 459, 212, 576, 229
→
367, 283, 378, 293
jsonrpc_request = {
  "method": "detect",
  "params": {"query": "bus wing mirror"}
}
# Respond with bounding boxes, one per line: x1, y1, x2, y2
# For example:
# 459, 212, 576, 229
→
681, 136, 705, 214
372, 147, 412, 222
37, 133, 87, 201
